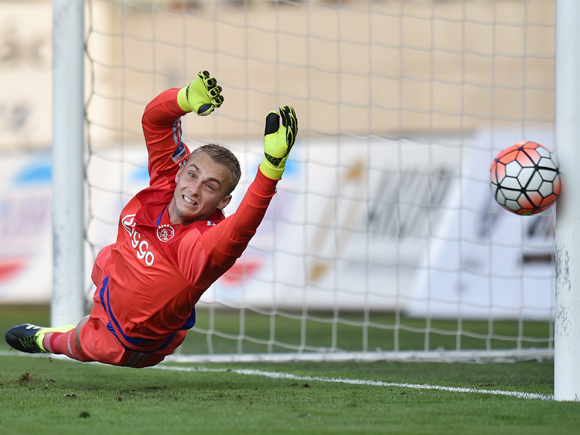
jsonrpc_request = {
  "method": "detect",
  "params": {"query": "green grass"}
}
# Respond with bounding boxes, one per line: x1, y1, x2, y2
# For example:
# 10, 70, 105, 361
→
1, 304, 575, 435
0, 355, 578, 435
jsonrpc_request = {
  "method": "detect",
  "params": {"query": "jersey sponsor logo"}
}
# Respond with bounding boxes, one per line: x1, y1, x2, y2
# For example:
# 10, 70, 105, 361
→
157, 224, 175, 242
121, 213, 155, 266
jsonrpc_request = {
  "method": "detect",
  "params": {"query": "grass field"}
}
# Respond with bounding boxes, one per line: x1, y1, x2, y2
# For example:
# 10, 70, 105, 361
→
1, 305, 578, 435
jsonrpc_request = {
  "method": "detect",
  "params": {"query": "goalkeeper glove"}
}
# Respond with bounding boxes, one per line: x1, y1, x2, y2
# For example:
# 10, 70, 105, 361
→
177, 70, 224, 116
259, 106, 298, 180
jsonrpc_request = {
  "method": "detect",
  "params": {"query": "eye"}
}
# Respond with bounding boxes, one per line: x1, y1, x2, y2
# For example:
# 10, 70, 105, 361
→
206, 184, 215, 191
188, 172, 196, 178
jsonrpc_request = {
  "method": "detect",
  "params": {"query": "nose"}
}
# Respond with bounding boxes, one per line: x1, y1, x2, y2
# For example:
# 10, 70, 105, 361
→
187, 179, 202, 196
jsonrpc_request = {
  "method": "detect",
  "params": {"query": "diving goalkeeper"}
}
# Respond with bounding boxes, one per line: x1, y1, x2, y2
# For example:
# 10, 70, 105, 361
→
5, 71, 298, 368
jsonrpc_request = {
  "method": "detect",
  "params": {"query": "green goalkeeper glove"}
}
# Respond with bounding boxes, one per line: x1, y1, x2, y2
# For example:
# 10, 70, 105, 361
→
259, 106, 298, 180
177, 70, 224, 116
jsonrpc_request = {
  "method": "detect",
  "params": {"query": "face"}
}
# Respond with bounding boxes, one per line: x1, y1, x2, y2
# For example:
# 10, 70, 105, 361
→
168, 152, 233, 226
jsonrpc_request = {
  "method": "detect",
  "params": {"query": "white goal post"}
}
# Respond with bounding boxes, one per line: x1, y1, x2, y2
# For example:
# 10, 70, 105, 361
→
51, 0, 85, 326
50, 0, 577, 399
554, 0, 580, 402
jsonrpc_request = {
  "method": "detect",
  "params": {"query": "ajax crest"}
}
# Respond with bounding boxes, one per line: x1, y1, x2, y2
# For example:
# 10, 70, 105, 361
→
157, 224, 175, 242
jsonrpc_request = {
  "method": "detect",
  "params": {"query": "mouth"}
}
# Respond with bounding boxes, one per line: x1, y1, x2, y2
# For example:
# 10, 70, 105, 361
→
182, 195, 197, 207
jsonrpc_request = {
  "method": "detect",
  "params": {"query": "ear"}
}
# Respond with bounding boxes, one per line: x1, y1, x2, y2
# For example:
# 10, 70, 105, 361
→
175, 164, 184, 183
216, 194, 232, 211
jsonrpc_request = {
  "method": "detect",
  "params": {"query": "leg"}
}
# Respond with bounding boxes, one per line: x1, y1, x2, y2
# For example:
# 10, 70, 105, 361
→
45, 315, 93, 362
5, 317, 92, 363
43, 315, 88, 352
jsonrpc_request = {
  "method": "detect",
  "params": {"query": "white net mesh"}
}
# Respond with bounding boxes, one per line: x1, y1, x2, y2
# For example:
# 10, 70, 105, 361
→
84, 0, 556, 361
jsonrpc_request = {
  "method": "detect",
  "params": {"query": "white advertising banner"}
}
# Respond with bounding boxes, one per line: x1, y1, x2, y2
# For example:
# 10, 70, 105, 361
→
1, 131, 556, 320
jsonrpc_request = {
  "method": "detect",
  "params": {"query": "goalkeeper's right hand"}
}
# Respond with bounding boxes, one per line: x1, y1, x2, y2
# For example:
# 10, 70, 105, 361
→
177, 70, 224, 116
259, 106, 298, 180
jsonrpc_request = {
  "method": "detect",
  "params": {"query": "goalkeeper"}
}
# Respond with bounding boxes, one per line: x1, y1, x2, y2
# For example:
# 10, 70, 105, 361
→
5, 71, 298, 368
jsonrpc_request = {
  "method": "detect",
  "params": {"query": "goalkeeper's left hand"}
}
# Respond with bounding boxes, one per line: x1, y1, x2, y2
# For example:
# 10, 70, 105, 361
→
259, 106, 298, 180
177, 70, 224, 116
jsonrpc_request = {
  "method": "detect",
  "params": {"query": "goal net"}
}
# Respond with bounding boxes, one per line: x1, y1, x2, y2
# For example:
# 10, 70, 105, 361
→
83, 0, 556, 362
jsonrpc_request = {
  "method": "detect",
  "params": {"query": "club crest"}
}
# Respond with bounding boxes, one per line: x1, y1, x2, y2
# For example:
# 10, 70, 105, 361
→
157, 224, 175, 242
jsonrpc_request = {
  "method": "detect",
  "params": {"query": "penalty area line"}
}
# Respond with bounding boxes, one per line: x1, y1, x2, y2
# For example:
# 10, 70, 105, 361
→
153, 365, 554, 401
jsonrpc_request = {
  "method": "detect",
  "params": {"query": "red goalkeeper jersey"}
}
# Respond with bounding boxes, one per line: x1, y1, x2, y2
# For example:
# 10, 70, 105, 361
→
91, 88, 277, 353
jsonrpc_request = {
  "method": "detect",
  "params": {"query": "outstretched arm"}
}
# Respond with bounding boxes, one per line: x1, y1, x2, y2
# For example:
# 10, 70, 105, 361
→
199, 105, 299, 266
142, 71, 224, 185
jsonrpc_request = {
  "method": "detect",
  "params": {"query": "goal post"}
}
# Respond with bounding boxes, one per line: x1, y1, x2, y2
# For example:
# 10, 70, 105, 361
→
52, 0, 567, 368
554, 0, 580, 402
51, 0, 85, 327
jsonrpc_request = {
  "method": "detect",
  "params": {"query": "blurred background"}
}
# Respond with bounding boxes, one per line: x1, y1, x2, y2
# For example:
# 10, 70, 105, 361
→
0, 0, 558, 356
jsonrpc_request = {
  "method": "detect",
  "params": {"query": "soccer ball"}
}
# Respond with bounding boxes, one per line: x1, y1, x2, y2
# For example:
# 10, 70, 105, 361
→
490, 141, 562, 215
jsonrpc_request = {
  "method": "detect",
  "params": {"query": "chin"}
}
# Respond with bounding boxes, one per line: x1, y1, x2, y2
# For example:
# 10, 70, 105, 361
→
182, 211, 200, 221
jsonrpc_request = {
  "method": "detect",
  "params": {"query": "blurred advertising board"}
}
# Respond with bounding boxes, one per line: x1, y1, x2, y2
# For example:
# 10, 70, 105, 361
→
1, 133, 556, 320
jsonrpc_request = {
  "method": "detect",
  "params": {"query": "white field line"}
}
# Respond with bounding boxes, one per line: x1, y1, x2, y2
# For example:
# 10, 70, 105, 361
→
153, 365, 554, 401
0, 351, 554, 401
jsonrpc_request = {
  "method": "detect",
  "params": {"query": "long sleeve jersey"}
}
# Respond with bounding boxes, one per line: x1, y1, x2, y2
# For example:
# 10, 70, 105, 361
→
92, 88, 278, 353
